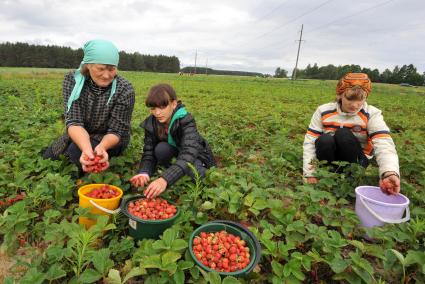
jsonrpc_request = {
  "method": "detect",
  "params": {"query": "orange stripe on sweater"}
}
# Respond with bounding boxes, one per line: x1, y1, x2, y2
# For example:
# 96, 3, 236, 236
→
321, 112, 338, 121
306, 131, 321, 137
357, 112, 369, 125
371, 134, 391, 140
363, 138, 373, 155
323, 121, 365, 129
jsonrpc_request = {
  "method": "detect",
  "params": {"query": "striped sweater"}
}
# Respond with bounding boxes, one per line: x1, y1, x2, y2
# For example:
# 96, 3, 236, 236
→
303, 102, 399, 178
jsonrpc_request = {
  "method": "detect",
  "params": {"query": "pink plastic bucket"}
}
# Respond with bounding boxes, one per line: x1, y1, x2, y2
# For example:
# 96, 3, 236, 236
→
355, 186, 410, 228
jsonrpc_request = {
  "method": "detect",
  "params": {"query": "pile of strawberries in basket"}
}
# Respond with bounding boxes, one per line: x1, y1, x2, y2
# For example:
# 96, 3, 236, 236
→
128, 198, 177, 220
85, 184, 120, 199
192, 230, 251, 272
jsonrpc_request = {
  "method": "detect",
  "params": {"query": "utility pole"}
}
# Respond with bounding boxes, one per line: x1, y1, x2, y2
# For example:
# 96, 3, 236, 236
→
292, 24, 304, 80
194, 49, 197, 74
205, 58, 208, 75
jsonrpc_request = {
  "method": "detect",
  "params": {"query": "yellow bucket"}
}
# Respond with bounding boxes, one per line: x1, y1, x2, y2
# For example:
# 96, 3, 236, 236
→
78, 184, 123, 228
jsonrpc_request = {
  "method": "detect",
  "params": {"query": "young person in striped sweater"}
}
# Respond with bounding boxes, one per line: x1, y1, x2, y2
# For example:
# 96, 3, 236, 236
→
303, 73, 400, 195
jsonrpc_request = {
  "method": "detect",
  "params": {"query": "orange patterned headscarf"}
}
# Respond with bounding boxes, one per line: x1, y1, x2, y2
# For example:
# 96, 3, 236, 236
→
336, 73, 372, 97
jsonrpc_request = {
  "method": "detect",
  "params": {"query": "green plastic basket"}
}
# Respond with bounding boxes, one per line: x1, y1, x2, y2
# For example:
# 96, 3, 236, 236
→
120, 195, 180, 240
189, 222, 259, 277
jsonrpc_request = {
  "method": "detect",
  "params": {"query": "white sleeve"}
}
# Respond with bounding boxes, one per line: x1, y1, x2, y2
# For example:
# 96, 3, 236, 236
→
368, 109, 399, 177
303, 108, 323, 177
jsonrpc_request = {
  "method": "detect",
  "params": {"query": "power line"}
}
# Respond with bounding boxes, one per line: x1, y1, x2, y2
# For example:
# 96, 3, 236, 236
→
254, 0, 291, 22
225, 0, 334, 54
253, 0, 335, 40
255, 0, 398, 52
307, 0, 397, 34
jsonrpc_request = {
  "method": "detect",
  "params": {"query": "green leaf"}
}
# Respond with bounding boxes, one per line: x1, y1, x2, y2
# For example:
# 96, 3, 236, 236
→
195, 211, 209, 224
248, 207, 260, 216
162, 262, 178, 274
173, 270, 185, 284
262, 238, 277, 254
45, 263, 66, 281
141, 255, 162, 269
123, 267, 146, 283
79, 268, 102, 283
171, 239, 188, 251
286, 220, 305, 233
200, 201, 214, 210
92, 248, 114, 276
44, 209, 61, 220
244, 193, 255, 207
271, 260, 284, 278
405, 250, 425, 269
162, 251, 182, 266
292, 268, 305, 281
349, 252, 373, 275
207, 271, 222, 284
252, 198, 269, 210
348, 240, 365, 252
162, 228, 176, 246
222, 276, 241, 284
351, 265, 372, 284
178, 260, 194, 270
283, 262, 291, 277
387, 248, 406, 282
272, 275, 284, 284
20, 268, 45, 284
152, 239, 169, 250
261, 229, 274, 240
105, 269, 121, 284
329, 258, 348, 273
333, 272, 362, 284
190, 266, 200, 279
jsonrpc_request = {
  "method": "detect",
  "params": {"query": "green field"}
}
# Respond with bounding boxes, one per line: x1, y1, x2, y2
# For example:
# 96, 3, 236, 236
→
1, 67, 425, 283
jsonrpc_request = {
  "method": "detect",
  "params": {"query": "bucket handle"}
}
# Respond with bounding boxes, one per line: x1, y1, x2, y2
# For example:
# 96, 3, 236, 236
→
89, 199, 121, 215
359, 196, 410, 224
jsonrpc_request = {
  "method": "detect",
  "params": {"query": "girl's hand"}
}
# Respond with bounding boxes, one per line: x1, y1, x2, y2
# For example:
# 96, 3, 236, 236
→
144, 178, 167, 198
130, 173, 150, 187
306, 177, 318, 184
379, 172, 400, 195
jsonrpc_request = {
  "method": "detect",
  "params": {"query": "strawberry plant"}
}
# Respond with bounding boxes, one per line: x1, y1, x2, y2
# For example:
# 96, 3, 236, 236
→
1, 68, 425, 283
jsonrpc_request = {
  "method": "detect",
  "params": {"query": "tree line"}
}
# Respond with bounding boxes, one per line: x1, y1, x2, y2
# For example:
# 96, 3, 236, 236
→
276, 63, 425, 86
0, 42, 180, 73
181, 66, 263, 77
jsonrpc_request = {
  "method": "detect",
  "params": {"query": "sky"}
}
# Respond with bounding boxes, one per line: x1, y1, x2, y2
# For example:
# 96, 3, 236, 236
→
0, 0, 424, 74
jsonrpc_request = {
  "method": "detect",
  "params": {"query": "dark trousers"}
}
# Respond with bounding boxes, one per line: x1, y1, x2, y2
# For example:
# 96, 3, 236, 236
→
155, 142, 207, 179
315, 128, 369, 168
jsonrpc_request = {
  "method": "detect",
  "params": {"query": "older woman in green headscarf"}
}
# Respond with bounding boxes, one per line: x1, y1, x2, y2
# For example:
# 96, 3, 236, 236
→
43, 39, 135, 174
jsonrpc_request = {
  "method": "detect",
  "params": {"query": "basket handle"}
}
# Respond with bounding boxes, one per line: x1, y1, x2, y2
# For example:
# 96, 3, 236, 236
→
359, 196, 410, 224
89, 199, 121, 215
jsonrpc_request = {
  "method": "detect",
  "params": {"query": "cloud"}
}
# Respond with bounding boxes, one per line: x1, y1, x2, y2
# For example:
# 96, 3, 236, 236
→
0, 0, 424, 74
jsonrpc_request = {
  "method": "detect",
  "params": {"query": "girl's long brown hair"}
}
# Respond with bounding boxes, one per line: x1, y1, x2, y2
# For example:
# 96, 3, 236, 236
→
146, 83, 178, 140
145, 83, 177, 108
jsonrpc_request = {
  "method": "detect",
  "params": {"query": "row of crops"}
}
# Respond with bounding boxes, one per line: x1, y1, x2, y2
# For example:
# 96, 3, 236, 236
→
0, 68, 425, 283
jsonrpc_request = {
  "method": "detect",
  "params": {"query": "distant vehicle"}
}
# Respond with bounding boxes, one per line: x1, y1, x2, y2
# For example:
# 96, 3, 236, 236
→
399, 83, 414, 87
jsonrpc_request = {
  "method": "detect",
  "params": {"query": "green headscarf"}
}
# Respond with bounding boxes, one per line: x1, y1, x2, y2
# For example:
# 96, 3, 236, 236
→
66, 39, 119, 112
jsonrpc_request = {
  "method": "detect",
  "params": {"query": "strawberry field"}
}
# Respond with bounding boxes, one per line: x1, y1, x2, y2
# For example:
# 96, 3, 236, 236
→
1, 67, 425, 283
